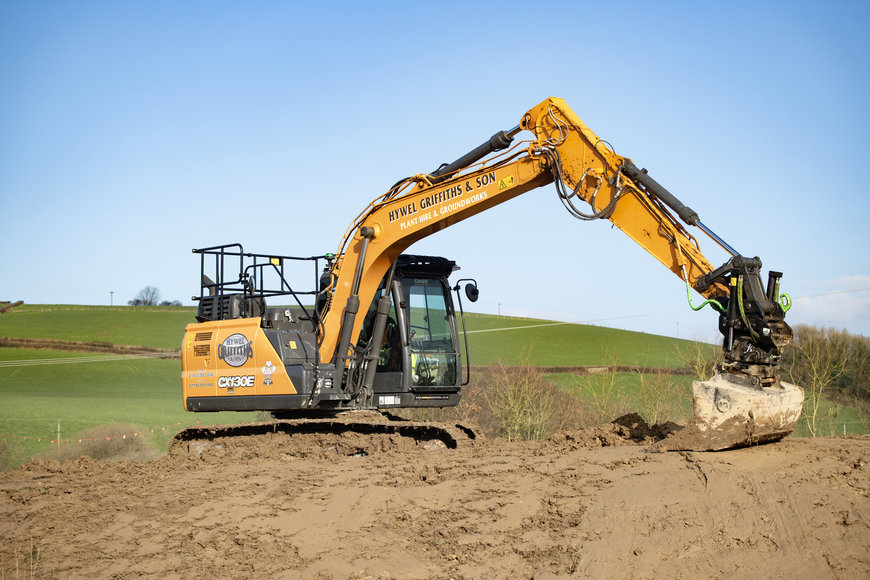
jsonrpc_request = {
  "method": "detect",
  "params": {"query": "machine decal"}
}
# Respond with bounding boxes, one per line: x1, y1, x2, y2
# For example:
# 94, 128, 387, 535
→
261, 361, 276, 385
397, 191, 490, 232
387, 201, 419, 223
218, 375, 255, 389
418, 184, 463, 211
187, 381, 213, 388
218, 333, 253, 367
497, 174, 516, 190
187, 370, 214, 388
437, 191, 488, 218
389, 171, 499, 227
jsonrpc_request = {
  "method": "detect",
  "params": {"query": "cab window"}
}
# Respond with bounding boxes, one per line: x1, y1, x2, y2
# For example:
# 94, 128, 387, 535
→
405, 278, 457, 387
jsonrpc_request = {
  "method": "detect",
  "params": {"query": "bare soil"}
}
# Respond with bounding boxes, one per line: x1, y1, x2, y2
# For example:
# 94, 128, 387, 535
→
1, 425, 868, 579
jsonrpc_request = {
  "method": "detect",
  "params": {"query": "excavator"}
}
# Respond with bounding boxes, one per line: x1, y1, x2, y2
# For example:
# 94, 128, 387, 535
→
174, 97, 804, 454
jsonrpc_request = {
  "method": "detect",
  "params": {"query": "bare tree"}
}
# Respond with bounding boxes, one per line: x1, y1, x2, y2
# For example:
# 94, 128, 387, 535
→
128, 286, 161, 306
783, 325, 851, 436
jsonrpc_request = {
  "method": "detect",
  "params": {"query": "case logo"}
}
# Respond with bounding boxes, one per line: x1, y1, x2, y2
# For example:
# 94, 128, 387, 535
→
218, 333, 253, 367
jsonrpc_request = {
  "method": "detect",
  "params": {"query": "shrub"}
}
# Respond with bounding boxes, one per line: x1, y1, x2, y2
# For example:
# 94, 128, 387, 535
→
0, 436, 18, 471
675, 337, 722, 381
483, 361, 589, 441
574, 350, 631, 425
39, 423, 159, 463
634, 369, 690, 425
391, 377, 495, 430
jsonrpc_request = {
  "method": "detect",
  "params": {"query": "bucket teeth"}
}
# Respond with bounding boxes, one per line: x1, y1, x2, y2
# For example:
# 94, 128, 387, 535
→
657, 373, 804, 451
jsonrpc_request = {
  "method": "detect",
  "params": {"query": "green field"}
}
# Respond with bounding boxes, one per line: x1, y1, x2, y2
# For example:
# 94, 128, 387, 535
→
0, 305, 254, 462
459, 312, 693, 367
0, 349, 253, 460
0, 304, 863, 466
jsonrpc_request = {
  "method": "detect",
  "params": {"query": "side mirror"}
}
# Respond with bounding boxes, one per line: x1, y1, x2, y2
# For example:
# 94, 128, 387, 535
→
465, 282, 479, 303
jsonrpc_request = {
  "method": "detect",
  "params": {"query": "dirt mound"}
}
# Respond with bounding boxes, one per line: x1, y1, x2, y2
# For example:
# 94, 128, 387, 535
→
2, 429, 868, 578
546, 413, 683, 451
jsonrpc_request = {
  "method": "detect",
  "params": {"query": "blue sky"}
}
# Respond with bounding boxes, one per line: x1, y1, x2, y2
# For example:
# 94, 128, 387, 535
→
2, 1, 868, 341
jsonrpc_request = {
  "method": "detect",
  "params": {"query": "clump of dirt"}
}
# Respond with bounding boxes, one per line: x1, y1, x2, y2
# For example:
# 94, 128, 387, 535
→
547, 413, 683, 450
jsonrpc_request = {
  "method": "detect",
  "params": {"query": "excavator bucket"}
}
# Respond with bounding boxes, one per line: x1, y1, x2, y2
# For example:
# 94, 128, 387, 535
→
658, 373, 804, 451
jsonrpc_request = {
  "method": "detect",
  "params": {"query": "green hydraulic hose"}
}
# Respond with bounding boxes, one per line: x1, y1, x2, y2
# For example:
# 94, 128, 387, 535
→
682, 266, 726, 314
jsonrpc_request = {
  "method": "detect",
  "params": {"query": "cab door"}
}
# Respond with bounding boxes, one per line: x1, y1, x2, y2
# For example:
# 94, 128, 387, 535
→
400, 276, 460, 390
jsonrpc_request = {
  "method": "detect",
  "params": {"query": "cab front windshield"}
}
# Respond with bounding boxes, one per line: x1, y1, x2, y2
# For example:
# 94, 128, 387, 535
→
405, 278, 457, 387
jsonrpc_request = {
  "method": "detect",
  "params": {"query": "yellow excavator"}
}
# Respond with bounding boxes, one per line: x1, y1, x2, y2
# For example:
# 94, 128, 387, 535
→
175, 97, 803, 452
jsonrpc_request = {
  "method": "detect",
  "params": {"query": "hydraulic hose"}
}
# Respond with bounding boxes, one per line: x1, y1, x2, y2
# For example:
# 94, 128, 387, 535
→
682, 271, 726, 314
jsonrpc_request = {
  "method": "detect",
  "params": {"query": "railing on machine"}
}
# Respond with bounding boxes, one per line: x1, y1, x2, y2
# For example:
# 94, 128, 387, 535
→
192, 243, 332, 324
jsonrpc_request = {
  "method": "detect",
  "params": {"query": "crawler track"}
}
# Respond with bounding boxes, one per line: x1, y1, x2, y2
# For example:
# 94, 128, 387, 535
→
169, 412, 482, 459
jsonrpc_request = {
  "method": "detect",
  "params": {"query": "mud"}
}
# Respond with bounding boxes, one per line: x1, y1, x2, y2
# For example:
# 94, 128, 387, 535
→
169, 413, 481, 460
1, 426, 868, 579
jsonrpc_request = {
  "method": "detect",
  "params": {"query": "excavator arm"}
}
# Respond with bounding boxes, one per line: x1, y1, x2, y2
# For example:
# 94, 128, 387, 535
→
319, 97, 803, 450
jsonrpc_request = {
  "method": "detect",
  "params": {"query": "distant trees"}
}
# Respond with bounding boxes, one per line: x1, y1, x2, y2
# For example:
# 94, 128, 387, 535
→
128, 286, 182, 307
128, 286, 160, 306
782, 325, 870, 436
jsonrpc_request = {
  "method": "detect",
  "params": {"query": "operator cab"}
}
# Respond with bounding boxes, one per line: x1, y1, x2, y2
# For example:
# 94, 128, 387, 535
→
358, 255, 467, 407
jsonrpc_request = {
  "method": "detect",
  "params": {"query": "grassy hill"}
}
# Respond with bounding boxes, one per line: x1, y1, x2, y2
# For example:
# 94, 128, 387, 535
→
1, 305, 695, 366
0, 304, 196, 349
459, 312, 691, 368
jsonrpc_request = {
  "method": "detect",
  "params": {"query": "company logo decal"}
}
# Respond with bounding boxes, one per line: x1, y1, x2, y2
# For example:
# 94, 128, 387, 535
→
261, 361, 276, 385
218, 333, 253, 367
